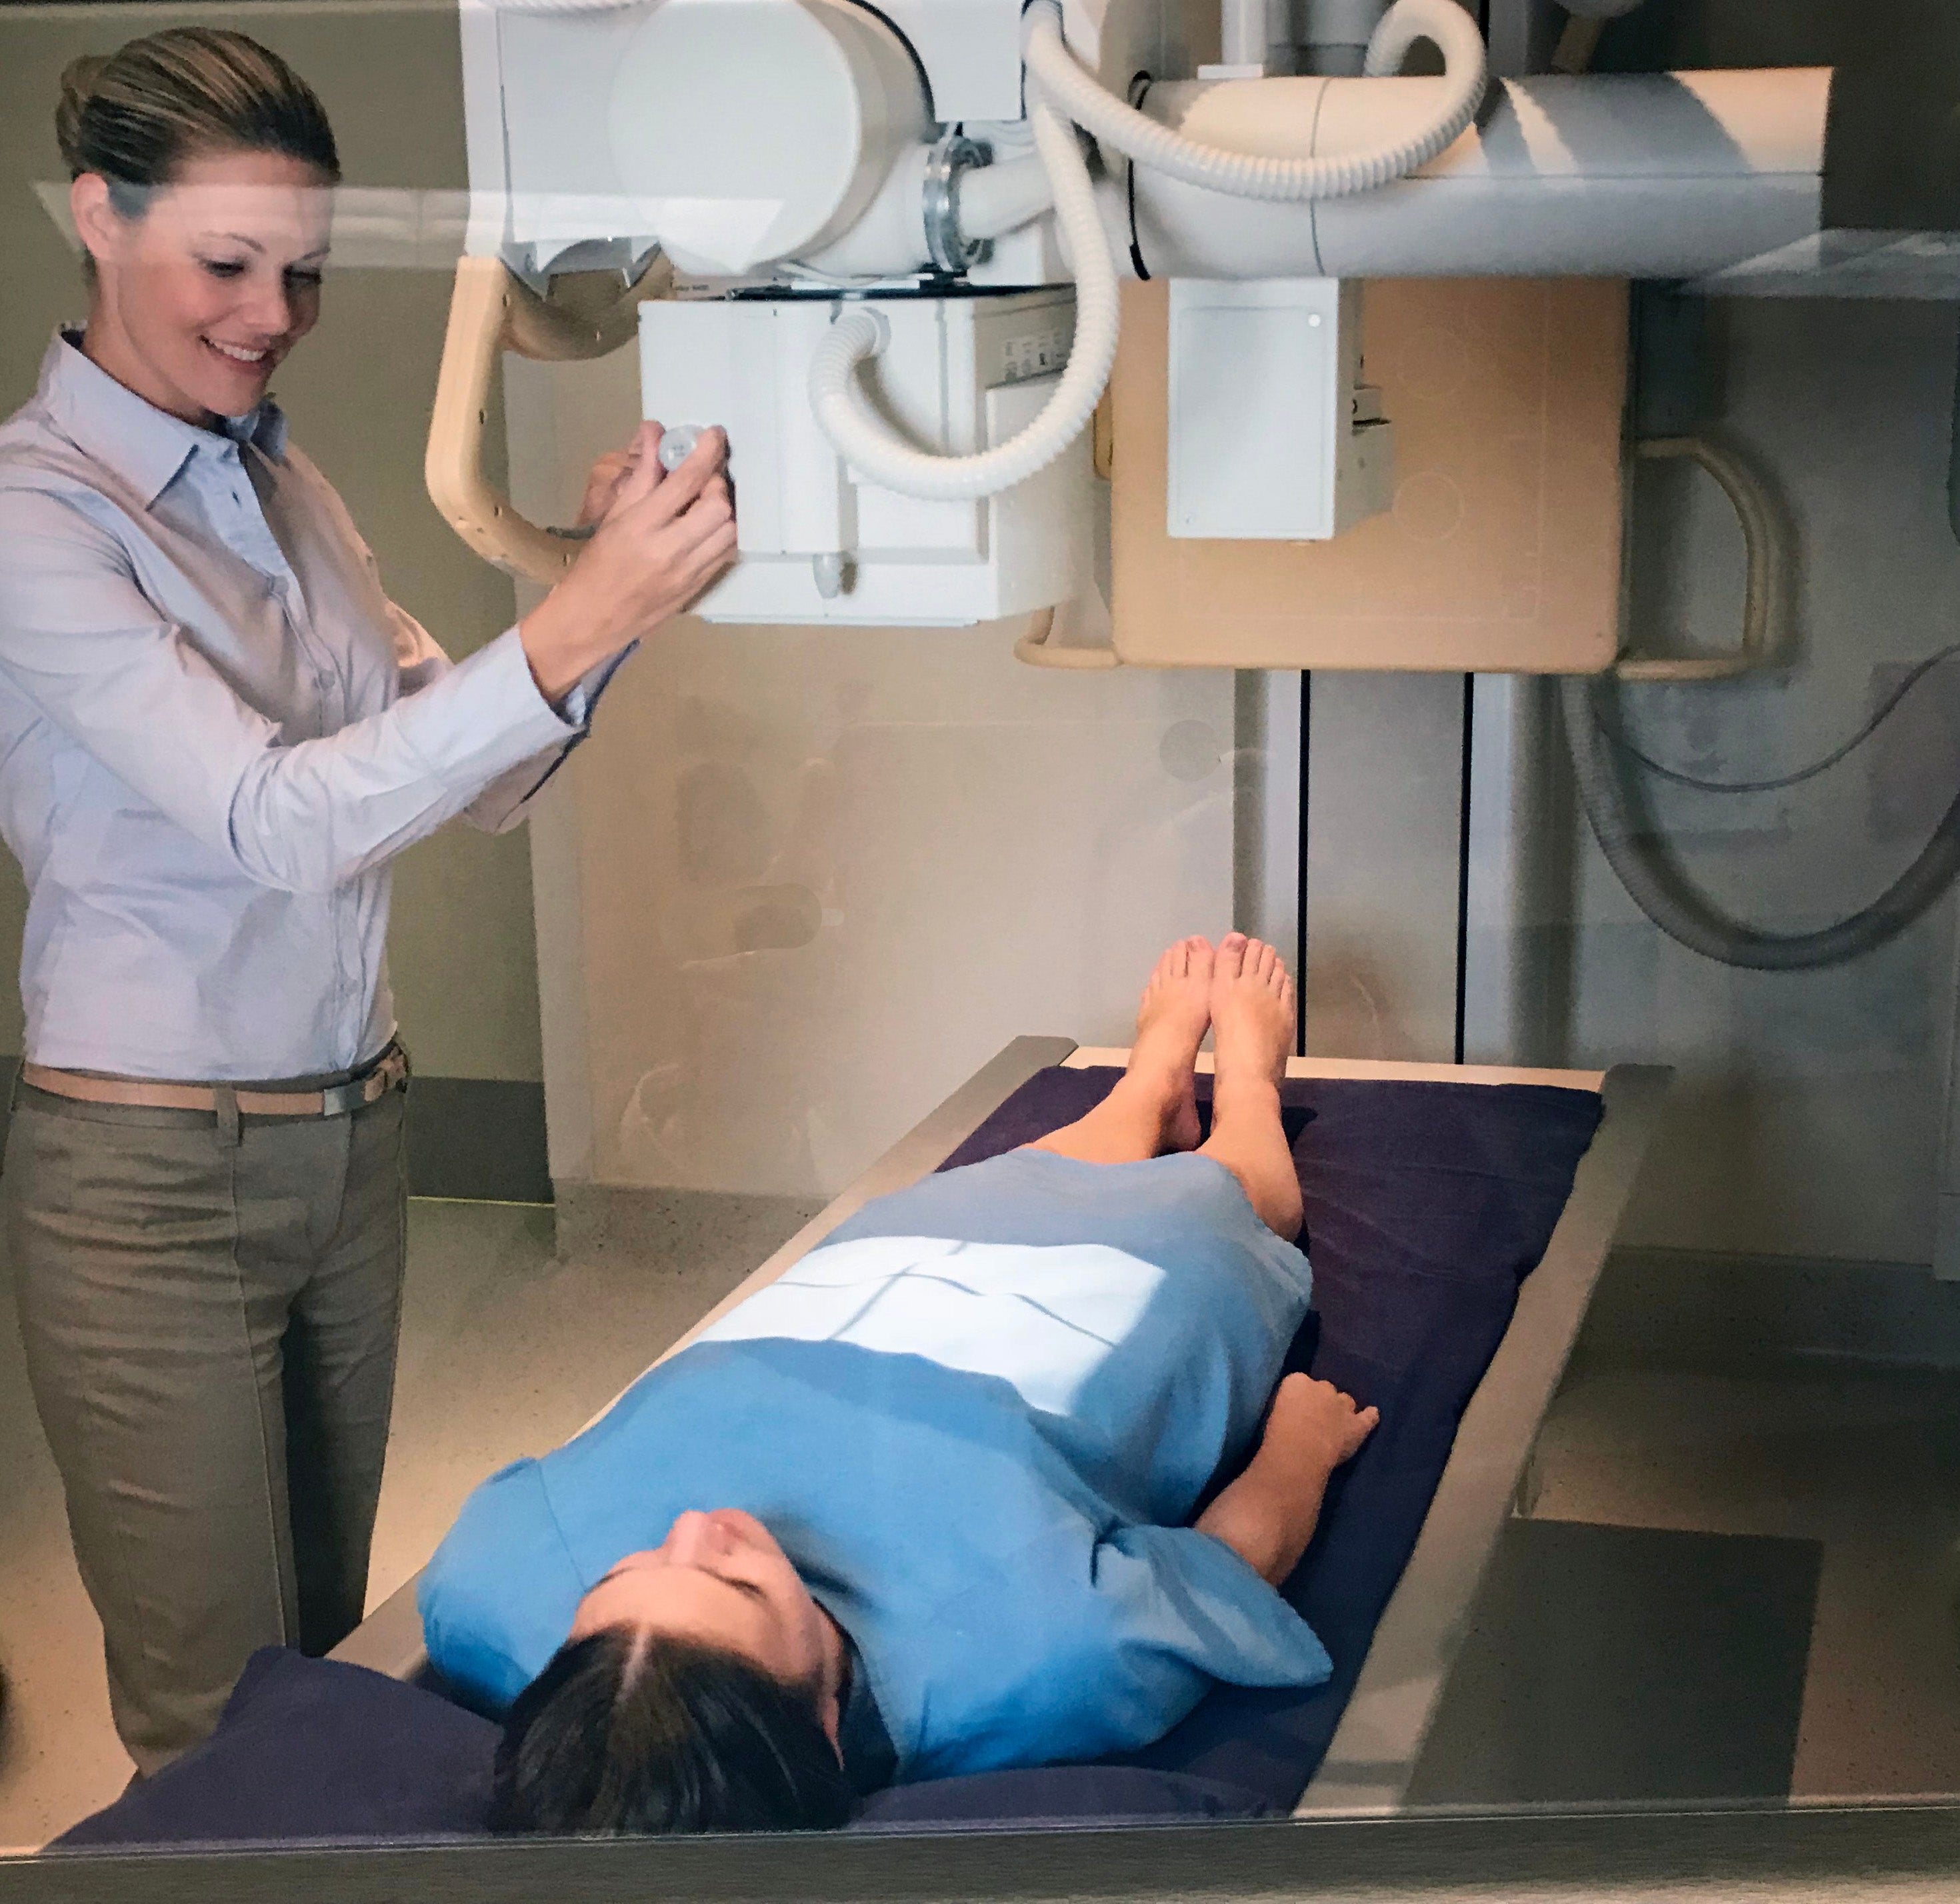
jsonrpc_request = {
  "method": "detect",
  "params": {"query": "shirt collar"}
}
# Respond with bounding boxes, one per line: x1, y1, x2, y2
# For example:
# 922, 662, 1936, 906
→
39, 329, 289, 507
835, 1627, 897, 1797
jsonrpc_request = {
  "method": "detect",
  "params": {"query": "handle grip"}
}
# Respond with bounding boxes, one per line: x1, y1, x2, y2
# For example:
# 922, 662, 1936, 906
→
1615, 436, 1785, 683
425, 255, 667, 584
1013, 605, 1121, 670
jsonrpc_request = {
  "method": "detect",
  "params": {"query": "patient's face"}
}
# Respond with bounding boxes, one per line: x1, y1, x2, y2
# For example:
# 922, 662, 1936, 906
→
570, 1508, 833, 1696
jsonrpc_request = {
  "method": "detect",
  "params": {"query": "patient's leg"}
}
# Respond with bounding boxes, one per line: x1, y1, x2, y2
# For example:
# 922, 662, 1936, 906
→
1201, 934, 1305, 1240
1028, 937, 1213, 1165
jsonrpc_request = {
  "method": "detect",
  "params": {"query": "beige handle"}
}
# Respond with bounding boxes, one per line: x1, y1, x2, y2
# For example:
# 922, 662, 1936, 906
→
1614, 435, 1785, 683
425, 255, 669, 585
1013, 605, 1122, 670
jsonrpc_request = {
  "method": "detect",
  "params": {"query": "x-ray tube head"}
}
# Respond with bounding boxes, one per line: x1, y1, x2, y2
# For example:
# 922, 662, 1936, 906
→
605, 0, 931, 277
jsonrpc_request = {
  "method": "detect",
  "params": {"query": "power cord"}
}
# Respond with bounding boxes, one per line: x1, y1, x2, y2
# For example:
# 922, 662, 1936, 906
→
1594, 642, 1960, 796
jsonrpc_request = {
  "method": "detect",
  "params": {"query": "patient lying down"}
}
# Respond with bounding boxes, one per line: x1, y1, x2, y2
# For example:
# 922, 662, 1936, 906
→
419, 935, 1377, 1834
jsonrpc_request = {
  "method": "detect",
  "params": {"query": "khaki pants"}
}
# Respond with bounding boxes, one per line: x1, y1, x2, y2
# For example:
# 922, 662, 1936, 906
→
5, 1077, 407, 1773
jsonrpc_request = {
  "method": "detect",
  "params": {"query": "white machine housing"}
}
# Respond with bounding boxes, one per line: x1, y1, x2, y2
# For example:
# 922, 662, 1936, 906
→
1167, 278, 1392, 541
641, 290, 1088, 623
457, 0, 1835, 627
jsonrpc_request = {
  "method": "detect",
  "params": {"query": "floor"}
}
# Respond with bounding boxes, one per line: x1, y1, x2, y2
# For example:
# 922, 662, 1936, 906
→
1522, 1349, 1960, 1802
1, 1229, 1957, 1848
0, 1193, 810, 1851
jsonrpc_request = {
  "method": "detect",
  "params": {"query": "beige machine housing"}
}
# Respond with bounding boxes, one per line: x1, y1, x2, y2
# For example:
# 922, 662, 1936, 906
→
1107, 277, 1630, 672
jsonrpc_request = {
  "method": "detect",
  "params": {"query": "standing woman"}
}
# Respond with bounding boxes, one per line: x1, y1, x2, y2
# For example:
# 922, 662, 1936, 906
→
0, 28, 732, 1773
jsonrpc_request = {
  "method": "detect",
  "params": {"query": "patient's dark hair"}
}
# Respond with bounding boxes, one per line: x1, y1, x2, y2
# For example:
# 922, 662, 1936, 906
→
490, 1631, 855, 1835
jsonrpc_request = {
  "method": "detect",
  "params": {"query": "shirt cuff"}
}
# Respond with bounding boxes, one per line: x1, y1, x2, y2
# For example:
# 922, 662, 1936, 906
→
558, 641, 638, 729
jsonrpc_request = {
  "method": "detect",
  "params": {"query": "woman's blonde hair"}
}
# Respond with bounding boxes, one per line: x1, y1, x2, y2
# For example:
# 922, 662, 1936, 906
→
57, 26, 340, 220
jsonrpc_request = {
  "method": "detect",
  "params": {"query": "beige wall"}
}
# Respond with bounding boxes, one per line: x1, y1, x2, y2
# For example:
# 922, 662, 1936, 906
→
0, 1, 543, 1082
507, 348, 1239, 1199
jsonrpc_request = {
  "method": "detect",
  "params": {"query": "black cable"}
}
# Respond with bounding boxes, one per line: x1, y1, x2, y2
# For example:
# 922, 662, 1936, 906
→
1453, 673, 1474, 1065
1596, 643, 1960, 796
1125, 73, 1152, 281
1949, 319, 1960, 548
1565, 674, 1960, 971
1297, 673, 1313, 1050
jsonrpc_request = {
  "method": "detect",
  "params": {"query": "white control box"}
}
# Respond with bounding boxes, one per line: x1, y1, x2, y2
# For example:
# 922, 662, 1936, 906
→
1166, 278, 1395, 541
639, 291, 1089, 625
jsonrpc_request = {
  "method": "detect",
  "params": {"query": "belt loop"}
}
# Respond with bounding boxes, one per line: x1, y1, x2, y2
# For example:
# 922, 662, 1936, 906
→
215, 1085, 242, 1147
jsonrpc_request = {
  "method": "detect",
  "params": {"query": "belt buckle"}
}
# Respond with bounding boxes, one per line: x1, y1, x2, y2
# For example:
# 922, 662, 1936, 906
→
323, 1045, 407, 1116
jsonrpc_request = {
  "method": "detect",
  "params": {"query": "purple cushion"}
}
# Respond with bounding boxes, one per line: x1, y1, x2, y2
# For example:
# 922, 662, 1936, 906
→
53, 1648, 497, 1847
52, 1650, 1264, 1845
854, 1766, 1272, 1827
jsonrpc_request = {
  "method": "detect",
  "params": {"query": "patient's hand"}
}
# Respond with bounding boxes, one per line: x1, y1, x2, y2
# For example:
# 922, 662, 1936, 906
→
1263, 1373, 1379, 1473
1194, 1376, 1379, 1586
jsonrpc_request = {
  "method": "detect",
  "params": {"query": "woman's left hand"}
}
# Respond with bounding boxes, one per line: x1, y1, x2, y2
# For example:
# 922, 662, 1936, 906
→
577, 433, 657, 528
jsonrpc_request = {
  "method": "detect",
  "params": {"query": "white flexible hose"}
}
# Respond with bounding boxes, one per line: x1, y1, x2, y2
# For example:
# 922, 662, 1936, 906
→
1022, 0, 1486, 201
807, 83, 1117, 501
958, 154, 1055, 241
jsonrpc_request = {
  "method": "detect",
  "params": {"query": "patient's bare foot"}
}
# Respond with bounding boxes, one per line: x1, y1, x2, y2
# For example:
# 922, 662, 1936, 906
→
1127, 936, 1213, 1154
1210, 933, 1294, 1091
1200, 935, 1303, 1238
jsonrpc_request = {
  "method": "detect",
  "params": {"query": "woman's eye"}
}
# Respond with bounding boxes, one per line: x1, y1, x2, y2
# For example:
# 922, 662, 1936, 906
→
201, 259, 247, 279
285, 269, 324, 291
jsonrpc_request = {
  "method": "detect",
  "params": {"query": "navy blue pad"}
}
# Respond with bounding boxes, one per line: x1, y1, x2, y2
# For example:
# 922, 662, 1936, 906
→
939, 1067, 1603, 1810
56, 1067, 1598, 1843
53, 1648, 499, 1848
854, 1766, 1273, 1827
53, 1650, 1267, 1845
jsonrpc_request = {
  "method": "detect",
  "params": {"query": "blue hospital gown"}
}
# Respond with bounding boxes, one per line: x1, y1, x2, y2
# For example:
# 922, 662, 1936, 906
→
419, 1149, 1333, 1782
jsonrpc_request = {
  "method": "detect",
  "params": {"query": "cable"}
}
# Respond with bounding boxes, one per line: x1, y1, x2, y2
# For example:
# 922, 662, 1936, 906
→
1021, 0, 1485, 203
806, 50, 1119, 502
1597, 643, 1960, 795
1563, 673, 1960, 971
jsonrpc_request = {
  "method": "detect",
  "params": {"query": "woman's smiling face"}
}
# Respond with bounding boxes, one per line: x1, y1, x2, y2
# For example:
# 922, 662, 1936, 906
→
71, 146, 331, 425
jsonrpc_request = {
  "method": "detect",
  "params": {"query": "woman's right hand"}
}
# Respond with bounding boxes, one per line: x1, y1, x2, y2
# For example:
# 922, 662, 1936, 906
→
518, 421, 735, 705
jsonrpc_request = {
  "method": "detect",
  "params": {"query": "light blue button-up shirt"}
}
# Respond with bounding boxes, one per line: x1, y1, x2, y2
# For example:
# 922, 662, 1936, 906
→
0, 333, 601, 1081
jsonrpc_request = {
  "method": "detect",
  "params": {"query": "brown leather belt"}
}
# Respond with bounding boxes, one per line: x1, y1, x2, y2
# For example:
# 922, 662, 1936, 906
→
21, 1043, 411, 1119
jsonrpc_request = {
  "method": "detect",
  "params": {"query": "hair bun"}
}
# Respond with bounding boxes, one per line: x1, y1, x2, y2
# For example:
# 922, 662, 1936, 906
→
55, 53, 111, 175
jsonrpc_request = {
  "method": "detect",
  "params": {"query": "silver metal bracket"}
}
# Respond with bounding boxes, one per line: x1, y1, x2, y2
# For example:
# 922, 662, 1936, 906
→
923, 133, 993, 275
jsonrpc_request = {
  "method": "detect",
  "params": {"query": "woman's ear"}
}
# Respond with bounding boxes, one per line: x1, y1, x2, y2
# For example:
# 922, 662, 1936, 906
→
69, 173, 123, 272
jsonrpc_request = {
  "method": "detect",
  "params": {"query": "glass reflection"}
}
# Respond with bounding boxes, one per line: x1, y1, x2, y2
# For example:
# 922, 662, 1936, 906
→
0, 0, 1957, 1867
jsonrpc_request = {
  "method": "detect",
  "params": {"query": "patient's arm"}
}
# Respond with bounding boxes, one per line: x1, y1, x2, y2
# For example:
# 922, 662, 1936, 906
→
1195, 1375, 1379, 1586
